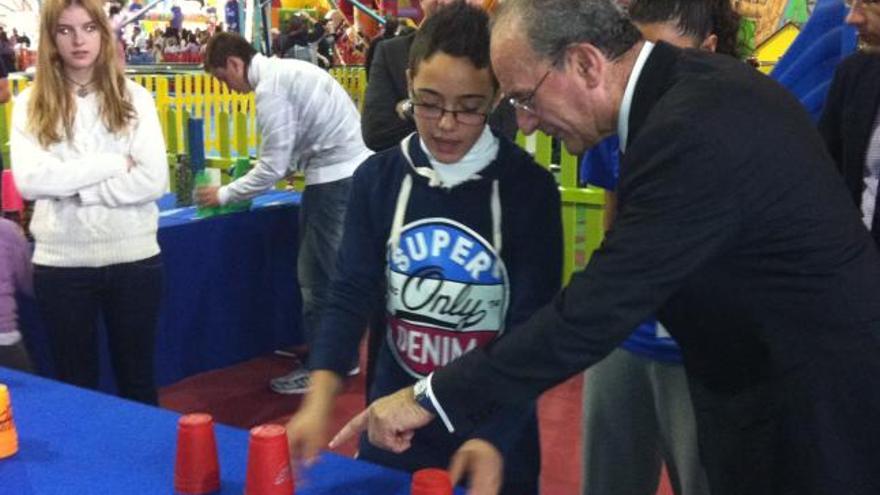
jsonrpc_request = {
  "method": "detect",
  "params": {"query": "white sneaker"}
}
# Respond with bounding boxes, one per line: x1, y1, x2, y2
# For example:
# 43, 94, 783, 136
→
269, 368, 310, 394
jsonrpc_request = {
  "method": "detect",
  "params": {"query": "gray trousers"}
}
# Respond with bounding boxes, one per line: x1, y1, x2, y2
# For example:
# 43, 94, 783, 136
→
297, 177, 352, 351
582, 348, 710, 495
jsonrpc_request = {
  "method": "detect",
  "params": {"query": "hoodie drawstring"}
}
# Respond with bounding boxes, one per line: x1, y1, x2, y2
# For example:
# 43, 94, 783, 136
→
390, 173, 413, 253
392, 134, 503, 262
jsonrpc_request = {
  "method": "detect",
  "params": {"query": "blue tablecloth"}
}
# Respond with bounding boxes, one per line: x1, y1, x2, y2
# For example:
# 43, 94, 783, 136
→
21, 190, 305, 389
0, 368, 465, 494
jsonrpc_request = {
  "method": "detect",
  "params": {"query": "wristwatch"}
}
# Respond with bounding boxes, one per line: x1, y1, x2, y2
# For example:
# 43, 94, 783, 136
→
412, 377, 437, 415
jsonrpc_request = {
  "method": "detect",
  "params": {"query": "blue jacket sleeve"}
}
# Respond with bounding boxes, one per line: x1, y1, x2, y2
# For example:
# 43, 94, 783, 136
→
467, 162, 563, 453
580, 136, 620, 191
308, 159, 388, 375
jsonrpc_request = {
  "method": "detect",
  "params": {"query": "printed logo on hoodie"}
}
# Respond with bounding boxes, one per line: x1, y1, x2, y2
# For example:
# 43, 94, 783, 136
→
386, 218, 509, 378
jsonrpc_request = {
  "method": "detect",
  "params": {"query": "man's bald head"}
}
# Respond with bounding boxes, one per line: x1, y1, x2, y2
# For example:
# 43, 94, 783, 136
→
491, 0, 641, 65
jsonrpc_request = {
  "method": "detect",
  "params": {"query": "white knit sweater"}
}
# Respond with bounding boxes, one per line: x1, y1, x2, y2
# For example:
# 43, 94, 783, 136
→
10, 80, 169, 267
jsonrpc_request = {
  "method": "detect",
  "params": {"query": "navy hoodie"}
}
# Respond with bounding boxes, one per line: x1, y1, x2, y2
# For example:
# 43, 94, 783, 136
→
310, 130, 562, 491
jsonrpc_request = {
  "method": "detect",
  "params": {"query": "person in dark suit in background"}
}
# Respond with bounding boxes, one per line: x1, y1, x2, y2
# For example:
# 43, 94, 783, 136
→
360, 0, 517, 152
332, 0, 880, 494
359, 24, 415, 150
818, 0, 880, 249
364, 15, 399, 80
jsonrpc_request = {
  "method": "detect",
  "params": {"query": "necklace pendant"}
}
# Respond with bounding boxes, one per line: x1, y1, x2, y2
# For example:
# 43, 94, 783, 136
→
76, 87, 89, 97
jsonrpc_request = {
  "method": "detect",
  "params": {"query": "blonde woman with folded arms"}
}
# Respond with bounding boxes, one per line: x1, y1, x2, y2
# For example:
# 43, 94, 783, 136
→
11, 0, 168, 404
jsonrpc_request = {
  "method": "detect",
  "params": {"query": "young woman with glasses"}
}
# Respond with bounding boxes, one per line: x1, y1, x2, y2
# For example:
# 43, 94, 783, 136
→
284, 3, 562, 493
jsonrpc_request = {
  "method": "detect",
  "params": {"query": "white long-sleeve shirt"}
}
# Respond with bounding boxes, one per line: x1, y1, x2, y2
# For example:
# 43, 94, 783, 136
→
11, 80, 169, 267
217, 54, 372, 205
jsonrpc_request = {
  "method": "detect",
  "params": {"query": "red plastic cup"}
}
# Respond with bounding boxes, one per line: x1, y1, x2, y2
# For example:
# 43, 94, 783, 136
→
411, 468, 453, 495
1, 170, 24, 213
174, 413, 221, 495
244, 424, 294, 495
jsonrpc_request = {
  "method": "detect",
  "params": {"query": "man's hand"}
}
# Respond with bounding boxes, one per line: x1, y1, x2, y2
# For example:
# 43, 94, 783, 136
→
195, 186, 221, 207
329, 385, 435, 453
449, 439, 504, 495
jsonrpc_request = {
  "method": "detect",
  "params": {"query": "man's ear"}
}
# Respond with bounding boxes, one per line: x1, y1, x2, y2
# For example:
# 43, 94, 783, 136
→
225, 56, 244, 76
565, 43, 606, 89
700, 34, 718, 53
406, 68, 413, 95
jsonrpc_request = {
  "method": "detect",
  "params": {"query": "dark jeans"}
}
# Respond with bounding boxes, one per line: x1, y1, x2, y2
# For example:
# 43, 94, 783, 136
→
298, 177, 352, 353
33, 255, 163, 405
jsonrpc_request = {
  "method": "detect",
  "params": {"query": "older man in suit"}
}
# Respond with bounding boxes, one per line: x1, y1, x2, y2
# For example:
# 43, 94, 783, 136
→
819, 0, 880, 249
331, 0, 880, 493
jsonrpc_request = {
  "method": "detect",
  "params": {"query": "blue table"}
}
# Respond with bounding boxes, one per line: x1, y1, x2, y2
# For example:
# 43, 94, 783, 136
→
0, 368, 465, 494
21, 190, 305, 389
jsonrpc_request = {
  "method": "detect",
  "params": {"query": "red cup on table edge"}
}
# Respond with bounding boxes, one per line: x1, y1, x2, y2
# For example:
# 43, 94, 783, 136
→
245, 424, 295, 495
174, 413, 221, 494
411, 467, 454, 495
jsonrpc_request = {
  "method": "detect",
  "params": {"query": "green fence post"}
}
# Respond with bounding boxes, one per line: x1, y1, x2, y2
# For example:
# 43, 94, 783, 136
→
165, 108, 179, 156
218, 110, 231, 160
535, 132, 553, 169
181, 109, 191, 155
0, 104, 10, 170
559, 146, 578, 189
235, 111, 248, 158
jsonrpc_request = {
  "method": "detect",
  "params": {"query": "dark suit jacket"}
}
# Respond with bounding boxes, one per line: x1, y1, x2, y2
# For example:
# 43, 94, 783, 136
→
818, 51, 880, 246
431, 42, 880, 495
360, 33, 518, 152
364, 34, 394, 81
361, 34, 413, 151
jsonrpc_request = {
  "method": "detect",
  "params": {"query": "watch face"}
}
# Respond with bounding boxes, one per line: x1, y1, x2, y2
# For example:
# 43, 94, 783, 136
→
413, 379, 435, 413
413, 379, 427, 396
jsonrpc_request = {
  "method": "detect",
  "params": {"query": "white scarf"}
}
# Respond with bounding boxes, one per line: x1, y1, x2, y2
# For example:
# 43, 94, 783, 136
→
418, 125, 499, 189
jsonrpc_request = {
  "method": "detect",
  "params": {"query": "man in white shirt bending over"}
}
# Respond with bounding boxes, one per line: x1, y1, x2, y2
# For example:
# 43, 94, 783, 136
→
197, 32, 372, 394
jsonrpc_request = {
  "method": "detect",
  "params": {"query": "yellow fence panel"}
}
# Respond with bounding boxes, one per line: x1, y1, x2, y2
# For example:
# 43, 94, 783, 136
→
2, 66, 605, 278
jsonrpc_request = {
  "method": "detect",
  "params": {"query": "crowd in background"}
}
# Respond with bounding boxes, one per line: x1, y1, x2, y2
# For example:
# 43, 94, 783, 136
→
0, 1, 408, 70
0, 26, 32, 72
270, 10, 410, 69
125, 26, 212, 61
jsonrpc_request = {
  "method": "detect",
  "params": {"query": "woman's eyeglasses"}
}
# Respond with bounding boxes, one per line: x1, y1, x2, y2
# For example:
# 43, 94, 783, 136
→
410, 100, 489, 126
